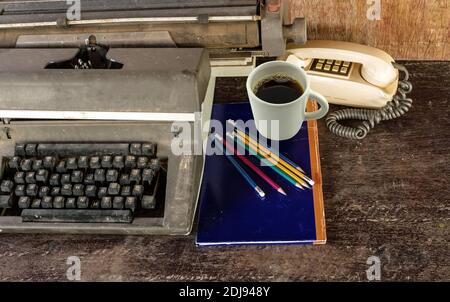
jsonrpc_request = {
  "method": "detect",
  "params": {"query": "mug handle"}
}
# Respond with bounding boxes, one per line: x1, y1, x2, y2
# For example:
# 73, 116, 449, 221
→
305, 90, 329, 121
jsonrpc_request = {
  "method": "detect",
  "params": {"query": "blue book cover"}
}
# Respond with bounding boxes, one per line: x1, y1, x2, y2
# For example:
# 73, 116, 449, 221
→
196, 102, 326, 246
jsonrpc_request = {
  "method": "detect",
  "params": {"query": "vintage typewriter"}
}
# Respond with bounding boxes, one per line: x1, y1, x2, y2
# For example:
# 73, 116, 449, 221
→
0, 0, 306, 234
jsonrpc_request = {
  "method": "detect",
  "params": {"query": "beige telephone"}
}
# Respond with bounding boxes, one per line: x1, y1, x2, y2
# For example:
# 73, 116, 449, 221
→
279, 40, 413, 139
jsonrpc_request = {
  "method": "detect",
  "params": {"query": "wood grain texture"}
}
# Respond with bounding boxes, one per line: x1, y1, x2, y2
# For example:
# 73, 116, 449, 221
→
289, 0, 449, 60
0, 61, 449, 281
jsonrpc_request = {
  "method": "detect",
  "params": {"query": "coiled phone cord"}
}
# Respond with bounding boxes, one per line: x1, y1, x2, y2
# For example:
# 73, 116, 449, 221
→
326, 63, 413, 139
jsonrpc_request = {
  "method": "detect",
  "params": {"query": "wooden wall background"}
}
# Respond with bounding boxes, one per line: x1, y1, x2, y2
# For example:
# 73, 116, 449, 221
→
289, 0, 449, 60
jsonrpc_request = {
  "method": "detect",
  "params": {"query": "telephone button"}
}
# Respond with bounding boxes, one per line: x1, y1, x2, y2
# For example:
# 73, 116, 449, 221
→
326, 59, 334, 64
316, 63, 323, 70
332, 65, 340, 72
318, 59, 325, 63
324, 64, 331, 71
335, 60, 342, 65
342, 61, 350, 67
340, 67, 348, 74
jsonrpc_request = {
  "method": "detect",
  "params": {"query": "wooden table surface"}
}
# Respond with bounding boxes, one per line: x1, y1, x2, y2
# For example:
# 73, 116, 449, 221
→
0, 61, 448, 281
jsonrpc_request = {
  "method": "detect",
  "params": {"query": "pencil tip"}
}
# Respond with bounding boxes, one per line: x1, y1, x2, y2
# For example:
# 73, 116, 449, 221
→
295, 183, 305, 190
256, 186, 265, 198
296, 167, 305, 173
278, 188, 287, 196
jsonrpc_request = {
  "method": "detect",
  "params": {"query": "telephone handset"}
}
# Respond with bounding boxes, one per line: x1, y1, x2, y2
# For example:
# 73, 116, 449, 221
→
279, 40, 412, 139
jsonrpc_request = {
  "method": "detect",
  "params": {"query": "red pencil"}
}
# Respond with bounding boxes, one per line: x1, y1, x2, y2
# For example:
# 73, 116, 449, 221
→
215, 134, 286, 196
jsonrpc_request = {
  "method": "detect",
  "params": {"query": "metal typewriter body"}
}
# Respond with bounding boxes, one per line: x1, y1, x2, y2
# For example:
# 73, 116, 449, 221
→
0, 0, 306, 234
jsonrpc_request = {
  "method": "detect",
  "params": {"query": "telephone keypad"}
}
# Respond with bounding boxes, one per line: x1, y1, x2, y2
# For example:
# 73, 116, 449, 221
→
310, 59, 352, 76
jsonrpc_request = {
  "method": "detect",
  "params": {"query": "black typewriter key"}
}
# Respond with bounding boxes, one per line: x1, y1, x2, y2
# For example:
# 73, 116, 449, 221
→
137, 157, 148, 169
15, 185, 25, 197
90, 156, 101, 169
132, 185, 144, 198
121, 186, 131, 196
78, 156, 89, 169
56, 160, 67, 173
125, 196, 137, 212
43, 156, 56, 170
108, 183, 120, 195
61, 174, 71, 184
101, 155, 112, 168
119, 173, 130, 185
77, 196, 89, 208
66, 197, 76, 208
94, 169, 105, 182
49, 174, 60, 186
0, 195, 12, 208
113, 196, 124, 209
51, 187, 61, 196
113, 156, 124, 169
84, 173, 95, 184
26, 184, 38, 196
90, 200, 100, 209
53, 196, 65, 209
31, 198, 41, 209
15, 144, 26, 156
71, 170, 83, 183
41, 196, 53, 209
32, 159, 43, 171
8, 156, 21, 169
39, 186, 50, 197
150, 158, 161, 170
101, 196, 112, 209
125, 155, 136, 168
85, 185, 97, 198
130, 143, 142, 155
36, 169, 49, 182
73, 184, 84, 196
61, 184, 72, 196
66, 157, 78, 169
18, 196, 31, 209
142, 143, 155, 156
142, 169, 154, 183
25, 171, 36, 183
106, 169, 118, 182
1, 180, 14, 193
20, 159, 32, 171
141, 195, 156, 209
14, 171, 25, 184
98, 187, 108, 198
25, 144, 37, 156
130, 169, 141, 183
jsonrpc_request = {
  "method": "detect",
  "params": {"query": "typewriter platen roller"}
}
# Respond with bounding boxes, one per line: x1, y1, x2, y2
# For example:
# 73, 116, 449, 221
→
0, 0, 307, 234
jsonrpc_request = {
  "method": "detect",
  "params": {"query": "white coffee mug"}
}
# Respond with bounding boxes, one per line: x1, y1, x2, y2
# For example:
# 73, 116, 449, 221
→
246, 61, 329, 140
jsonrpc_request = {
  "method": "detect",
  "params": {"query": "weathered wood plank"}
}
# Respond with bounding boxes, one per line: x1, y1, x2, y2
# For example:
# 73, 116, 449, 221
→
289, 0, 449, 60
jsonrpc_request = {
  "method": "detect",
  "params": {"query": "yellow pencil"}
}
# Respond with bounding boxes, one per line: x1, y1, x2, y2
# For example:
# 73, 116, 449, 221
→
234, 133, 311, 189
234, 129, 314, 186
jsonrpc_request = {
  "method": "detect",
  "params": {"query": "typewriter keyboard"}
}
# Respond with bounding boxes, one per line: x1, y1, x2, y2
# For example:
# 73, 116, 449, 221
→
0, 142, 164, 223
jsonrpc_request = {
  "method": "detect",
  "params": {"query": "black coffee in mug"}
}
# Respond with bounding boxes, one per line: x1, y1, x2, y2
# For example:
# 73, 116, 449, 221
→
254, 75, 304, 104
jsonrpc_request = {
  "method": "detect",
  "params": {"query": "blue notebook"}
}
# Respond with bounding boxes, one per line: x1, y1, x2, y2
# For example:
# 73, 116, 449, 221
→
196, 102, 326, 246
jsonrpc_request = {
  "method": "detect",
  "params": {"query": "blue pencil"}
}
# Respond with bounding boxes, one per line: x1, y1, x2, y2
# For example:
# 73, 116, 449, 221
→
215, 138, 265, 198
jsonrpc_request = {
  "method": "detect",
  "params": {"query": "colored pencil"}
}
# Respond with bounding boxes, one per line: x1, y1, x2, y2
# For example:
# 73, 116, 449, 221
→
227, 119, 314, 186
215, 134, 286, 196
227, 119, 305, 172
227, 132, 304, 190
232, 132, 311, 189
215, 138, 265, 198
